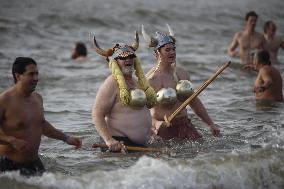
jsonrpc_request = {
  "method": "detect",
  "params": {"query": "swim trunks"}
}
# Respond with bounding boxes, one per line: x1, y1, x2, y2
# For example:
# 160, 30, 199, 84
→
0, 156, 45, 176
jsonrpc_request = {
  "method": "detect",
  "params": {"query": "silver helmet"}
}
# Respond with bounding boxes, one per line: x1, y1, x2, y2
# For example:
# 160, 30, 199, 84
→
142, 24, 176, 51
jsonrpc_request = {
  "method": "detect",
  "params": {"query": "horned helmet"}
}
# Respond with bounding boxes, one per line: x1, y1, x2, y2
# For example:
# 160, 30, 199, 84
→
93, 31, 139, 60
141, 24, 176, 51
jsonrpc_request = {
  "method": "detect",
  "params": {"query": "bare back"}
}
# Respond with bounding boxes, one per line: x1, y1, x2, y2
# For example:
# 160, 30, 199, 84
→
93, 76, 152, 144
0, 88, 45, 162
254, 66, 283, 101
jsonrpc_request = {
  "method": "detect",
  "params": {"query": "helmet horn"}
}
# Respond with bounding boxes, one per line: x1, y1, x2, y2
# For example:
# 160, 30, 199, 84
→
93, 36, 114, 57
142, 24, 158, 48
166, 23, 174, 37
131, 31, 139, 51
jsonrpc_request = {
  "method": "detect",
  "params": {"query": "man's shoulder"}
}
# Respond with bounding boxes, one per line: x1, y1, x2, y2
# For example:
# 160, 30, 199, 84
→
32, 92, 43, 101
146, 71, 161, 88
0, 88, 14, 103
146, 67, 159, 80
99, 75, 118, 91
176, 65, 189, 78
104, 75, 116, 85
234, 31, 243, 38
255, 32, 265, 38
270, 66, 282, 76
260, 65, 279, 75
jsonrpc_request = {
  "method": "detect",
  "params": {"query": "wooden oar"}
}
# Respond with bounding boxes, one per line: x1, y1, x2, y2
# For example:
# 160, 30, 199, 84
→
92, 143, 167, 153
164, 61, 231, 127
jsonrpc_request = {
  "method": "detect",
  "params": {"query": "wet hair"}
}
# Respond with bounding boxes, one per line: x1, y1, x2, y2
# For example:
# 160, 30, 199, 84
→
245, 11, 258, 21
255, 50, 271, 65
263, 20, 274, 33
75, 42, 87, 56
12, 57, 37, 83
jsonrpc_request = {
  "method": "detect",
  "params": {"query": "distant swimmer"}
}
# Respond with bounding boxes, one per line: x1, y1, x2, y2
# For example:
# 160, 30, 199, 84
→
251, 50, 283, 101
0, 57, 82, 176
228, 11, 266, 65
263, 21, 284, 64
92, 32, 162, 152
71, 42, 88, 62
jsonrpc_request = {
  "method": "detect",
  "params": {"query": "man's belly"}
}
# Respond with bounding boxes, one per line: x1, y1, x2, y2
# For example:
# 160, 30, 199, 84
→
0, 142, 40, 163
106, 110, 152, 144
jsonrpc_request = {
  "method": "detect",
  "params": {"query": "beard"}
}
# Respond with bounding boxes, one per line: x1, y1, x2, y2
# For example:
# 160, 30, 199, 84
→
121, 65, 134, 76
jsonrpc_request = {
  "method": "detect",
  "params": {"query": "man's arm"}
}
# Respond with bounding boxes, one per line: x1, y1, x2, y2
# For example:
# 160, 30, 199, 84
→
228, 33, 240, 57
254, 69, 273, 92
176, 67, 219, 136
189, 97, 220, 137
92, 76, 122, 151
42, 120, 81, 148
261, 70, 273, 89
34, 92, 81, 148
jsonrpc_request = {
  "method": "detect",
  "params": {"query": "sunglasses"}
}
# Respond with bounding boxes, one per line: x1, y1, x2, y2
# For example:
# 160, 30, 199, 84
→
117, 54, 136, 60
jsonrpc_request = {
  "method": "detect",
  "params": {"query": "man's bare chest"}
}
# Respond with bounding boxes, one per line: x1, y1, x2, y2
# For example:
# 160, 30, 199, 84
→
3, 100, 44, 131
239, 34, 263, 49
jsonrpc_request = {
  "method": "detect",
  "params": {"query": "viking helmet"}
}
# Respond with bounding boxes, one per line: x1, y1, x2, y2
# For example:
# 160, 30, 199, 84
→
93, 31, 139, 59
142, 24, 176, 51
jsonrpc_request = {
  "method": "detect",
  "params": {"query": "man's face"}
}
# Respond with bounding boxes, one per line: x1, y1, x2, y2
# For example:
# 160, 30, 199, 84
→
158, 43, 176, 64
116, 54, 136, 76
17, 64, 39, 93
246, 16, 257, 29
267, 22, 276, 36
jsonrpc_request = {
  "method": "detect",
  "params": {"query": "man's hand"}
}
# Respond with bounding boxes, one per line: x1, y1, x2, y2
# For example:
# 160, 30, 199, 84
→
209, 124, 220, 137
243, 64, 256, 71
253, 85, 266, 93
105, 138, 123, 152
228, 50, 238, 57
66, 136, 82, 149
9, 137, 29, 152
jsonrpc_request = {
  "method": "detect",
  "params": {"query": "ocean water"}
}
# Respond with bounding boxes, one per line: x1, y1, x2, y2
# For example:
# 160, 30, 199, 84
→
0, 0, 284, 188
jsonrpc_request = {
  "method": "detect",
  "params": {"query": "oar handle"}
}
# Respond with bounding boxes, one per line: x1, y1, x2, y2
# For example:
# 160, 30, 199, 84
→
92, 143, 166, 153
164, 61, 231, 126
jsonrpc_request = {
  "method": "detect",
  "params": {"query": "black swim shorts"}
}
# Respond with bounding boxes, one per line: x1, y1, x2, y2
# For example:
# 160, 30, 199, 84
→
0, 156, 45, 176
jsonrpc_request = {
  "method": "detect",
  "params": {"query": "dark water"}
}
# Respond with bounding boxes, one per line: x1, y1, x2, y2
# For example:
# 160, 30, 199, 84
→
0, 0, 284, 188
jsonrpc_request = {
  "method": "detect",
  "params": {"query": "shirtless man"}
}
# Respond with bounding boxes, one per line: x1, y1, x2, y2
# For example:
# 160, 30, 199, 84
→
0, 57, 82, 176
92, 32, 159, 152
263, 21, 284, 64
228, 11, 266, 65
253, 50, 283, 101
142, 25, 219, 140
